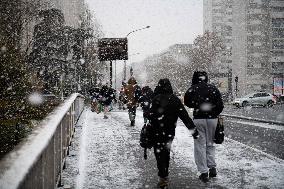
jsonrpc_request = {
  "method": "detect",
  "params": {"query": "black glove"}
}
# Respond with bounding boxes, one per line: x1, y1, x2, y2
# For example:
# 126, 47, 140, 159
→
192, 128, 199, 139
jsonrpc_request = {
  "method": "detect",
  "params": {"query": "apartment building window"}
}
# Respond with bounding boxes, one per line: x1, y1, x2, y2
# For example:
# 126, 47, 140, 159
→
272, 28, 284, 38
272, 62, 284, 74
249, 3, 258, 8
249, 0, 262, 3
272, 51, 284, 56
254, 42, 262, 46
226, 11, 232, 15
249, 20, 262, 25
272, 7, 284, 12
214, 25, 222, 31
249, 9, 262, 14
248, 62, 254, 68
250, 31, 263, 36
272, 40, 284, 49
261, 62, 268, 68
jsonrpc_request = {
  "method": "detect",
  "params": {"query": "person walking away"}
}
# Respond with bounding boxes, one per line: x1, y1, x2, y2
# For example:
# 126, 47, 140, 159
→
149, 78, 196, 188
138, 86, 154, 123
124, 77, 141, 126
91, 87, 101, 113
108, 87, 116, 111
184, 71, 224, 183
99, 84, 112, 119
118, 86, 125, 110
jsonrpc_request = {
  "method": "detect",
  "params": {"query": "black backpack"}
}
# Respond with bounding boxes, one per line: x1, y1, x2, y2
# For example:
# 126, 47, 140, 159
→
140, 121, 155, 149
140, 121, 156, 160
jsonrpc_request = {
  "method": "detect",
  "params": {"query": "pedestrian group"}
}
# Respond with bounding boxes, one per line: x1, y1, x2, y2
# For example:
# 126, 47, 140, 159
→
89, 70, 224, 188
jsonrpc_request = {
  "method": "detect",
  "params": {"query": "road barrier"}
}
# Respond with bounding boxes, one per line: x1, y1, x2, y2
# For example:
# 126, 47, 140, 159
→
221, 113, 284, 126
0, 93, 85, 189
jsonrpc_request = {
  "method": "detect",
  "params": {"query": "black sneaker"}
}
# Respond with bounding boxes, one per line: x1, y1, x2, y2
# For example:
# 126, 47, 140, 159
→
209, 167, 217, 177
131, 120, 135, 126
199, 173, 209, 183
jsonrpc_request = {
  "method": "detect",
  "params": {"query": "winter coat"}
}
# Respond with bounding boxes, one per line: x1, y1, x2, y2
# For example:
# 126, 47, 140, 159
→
99, 85, 112, 106
90, 87, 101, 100
149, 78, 195, 143
138, 86, 154, 111
124, 77, 140, 108
184, 71, 224, 119
108, 87, 116, 101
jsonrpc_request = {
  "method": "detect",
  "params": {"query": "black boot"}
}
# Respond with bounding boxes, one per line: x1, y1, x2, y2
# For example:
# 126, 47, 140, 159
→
209, 167, 217, 178
130, 120, 135, 126
199, 172, 209, 183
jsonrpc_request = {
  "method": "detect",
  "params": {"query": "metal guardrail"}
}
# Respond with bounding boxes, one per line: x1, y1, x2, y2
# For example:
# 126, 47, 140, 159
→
221, 113, 284, 126
0, 93, 85, 189
186, 107, 284, 126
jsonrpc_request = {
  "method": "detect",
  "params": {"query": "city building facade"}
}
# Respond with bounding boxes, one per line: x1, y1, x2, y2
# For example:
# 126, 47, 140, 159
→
203, 0, 284, 98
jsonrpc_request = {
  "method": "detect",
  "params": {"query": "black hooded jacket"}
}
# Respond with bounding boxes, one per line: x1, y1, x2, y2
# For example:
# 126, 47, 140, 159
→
138, 86, 154, 112
184, 71, 224, 119
149, 78, 195, 143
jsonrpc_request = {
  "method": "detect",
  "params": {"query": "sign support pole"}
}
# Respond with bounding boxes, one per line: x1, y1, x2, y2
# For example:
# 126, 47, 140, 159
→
110, 60, 112, 87
115, 60, 117, 90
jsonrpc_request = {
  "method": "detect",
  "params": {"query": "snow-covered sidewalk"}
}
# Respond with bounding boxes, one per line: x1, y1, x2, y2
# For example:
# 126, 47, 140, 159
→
60, 107, 284, 189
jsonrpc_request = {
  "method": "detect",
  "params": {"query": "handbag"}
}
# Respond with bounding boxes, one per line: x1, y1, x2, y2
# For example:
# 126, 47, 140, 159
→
140, 121, 155, 159
214, 116, 224, 144
140, 121, 155, 149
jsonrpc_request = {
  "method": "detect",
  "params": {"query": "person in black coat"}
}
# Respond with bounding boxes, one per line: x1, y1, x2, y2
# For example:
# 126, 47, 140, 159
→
99, 84, 112, 119
138, 86, 154, 123
184, 71, 224, 183
149, 78, 195, 188
91, 87, 101, 113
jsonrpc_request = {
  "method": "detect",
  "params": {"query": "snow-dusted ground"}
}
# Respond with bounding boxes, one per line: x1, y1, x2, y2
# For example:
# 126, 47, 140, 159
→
60, 107, 284, 189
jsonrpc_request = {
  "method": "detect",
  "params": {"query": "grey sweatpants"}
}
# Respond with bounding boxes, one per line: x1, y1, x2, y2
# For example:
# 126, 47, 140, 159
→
193, 118, 218, 174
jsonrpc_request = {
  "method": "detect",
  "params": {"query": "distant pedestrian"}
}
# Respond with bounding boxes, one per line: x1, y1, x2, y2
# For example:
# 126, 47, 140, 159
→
108, 87, 116, 111
138, 86, 154, 123
149, 78, 195, 188
184, 71, 224, 183
99, 84, 112, 119
118, 83, 126, 110
90, 87, 102, 113
124, 77, 141, 126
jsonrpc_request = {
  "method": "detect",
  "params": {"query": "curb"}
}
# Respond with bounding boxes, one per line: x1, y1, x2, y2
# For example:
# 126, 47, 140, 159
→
221, 113, 284, 126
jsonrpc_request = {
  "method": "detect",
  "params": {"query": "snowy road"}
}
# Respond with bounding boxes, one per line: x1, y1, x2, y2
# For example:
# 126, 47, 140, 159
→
60, 107, 284, 189
225, 117, 284, 159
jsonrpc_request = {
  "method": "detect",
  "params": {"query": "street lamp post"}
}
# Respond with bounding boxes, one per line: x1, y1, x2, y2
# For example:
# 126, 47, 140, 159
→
123, 26, 150, 81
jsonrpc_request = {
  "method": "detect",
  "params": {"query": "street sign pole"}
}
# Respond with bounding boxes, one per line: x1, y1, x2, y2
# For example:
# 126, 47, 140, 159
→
110, 60, 112, 87
115, 60, 117, 90
123, 60, 126, 81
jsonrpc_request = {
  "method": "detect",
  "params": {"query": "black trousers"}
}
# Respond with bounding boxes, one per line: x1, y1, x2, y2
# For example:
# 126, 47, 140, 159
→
154, 141, 172, 178
128, 106, 136, 121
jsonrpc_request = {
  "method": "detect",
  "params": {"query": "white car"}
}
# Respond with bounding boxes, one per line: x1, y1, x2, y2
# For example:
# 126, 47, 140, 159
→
233, 92, 276, 107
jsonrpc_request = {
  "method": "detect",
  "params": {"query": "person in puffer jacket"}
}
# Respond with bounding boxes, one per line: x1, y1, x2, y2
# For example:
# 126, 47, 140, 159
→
184, 71, 224, 183
124, 77, 141, 126
149, 78, 195, 188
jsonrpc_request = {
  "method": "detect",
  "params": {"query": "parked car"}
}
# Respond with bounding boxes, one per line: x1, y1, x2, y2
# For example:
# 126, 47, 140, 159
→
233, 92, 277, 108
273, 94, 284, 104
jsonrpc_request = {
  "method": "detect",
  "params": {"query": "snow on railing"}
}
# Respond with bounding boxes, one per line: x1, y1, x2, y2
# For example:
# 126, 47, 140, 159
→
0, 93, 85, 189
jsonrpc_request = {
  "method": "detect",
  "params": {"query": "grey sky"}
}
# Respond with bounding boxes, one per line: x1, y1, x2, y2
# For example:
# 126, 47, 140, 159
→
86, 0, 203, 63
